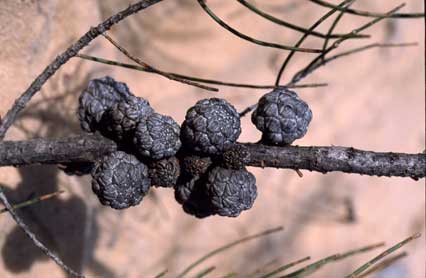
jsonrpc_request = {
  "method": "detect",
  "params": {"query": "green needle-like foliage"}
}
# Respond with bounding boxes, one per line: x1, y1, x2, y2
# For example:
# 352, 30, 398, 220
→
197, 0, 323, 53
277, 242, 384, 278
345, 234, 421, 278
308, 0, 425, 18
0, 190, 64, 214
275, 0, 355, 85
260, 257, 311, 278
236, 0, 367, 40
176, 226, 284, 278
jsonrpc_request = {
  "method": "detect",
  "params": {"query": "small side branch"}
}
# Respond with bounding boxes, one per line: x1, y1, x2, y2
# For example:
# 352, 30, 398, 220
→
197, 0, 322, 53
0, 1, 163, 275
308, 0, 425, 18
0, 0, 164, 140
102, 33, 218, 92
235, 0, 368, 39
290, 3, 406, 85
76, 54, 327, 90
275, 0, 354, 85
0, 136, 424, 179
0, 189, 84, 277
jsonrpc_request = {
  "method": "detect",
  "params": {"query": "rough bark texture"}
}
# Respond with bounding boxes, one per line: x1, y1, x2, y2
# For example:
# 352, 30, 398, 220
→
242, 143, 425, 179
0, 135, 424, 179
0, 1, 423, 278
0, 135, 116, 166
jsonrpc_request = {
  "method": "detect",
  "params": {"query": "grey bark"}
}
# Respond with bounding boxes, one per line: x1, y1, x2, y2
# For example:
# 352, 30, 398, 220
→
243, 143, 425, 179
0, 135, 424, 179
0, 2, 163, 277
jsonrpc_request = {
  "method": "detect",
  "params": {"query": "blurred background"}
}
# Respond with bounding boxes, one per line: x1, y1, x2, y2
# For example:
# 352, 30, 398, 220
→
0, 0, 424, 277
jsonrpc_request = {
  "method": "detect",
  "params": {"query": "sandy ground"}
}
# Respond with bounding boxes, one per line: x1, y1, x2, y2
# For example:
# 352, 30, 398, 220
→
0, 0, 424, 277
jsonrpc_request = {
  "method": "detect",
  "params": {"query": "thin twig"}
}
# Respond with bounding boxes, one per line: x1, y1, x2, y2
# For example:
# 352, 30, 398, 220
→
0, 190, 65, 214
102, 33, 218, 92
0, 2, 163, 276
153, 269, 168, 278
193, 266, 216, 278
76, 54, 328, 90
312, 42, 417, 75
240, 42, 416, 118
197, 0, 322, 53
176, 226, 284, 278
291, 4, 406, 85
221, 273, 237, 278
275, 0, 354, 85
0, 0, 163, 140
239, 104, 257, 117
308, 0, 424, 18
235, 0, 368, 39
346, 234, 421, 278
280, 242, 384, 278
357, 252, 408, 278
0, 188, 84, 277
260, 257, 311, 278
239, 103, 257, 118
322, 0, 357, 59
246, 258, 280, 278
